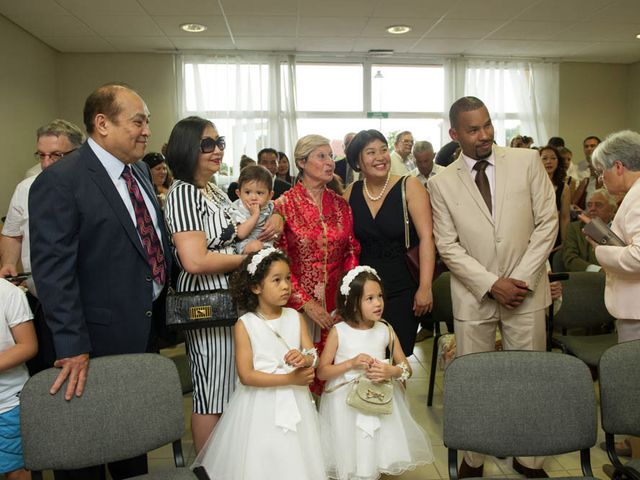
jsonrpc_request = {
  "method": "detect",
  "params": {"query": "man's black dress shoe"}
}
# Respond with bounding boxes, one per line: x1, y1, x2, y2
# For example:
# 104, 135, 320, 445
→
459, 458, 484, 479
513, 458, 549, 478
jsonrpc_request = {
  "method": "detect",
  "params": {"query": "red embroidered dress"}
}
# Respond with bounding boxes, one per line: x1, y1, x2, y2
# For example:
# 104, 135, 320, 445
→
275, 182, 360, 392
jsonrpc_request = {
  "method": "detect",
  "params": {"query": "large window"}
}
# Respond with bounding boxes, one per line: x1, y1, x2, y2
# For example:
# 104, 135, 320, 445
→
294, 62, 447, 155
180, 56, 558, 177
371, 65, 444, 113
181, 56, 295, 186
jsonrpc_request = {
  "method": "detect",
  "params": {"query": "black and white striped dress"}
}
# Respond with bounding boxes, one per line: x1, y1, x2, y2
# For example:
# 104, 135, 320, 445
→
165, 180, 237, 414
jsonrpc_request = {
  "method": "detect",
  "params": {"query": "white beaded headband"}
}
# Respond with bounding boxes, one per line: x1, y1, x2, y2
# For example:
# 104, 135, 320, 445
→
247, 247, 280, 276
339, 266, 380, 297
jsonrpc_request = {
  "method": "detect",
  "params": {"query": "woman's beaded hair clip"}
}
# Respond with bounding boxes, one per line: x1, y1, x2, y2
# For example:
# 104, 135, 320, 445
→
247, 247, 280, 276
339, 265, 380, 297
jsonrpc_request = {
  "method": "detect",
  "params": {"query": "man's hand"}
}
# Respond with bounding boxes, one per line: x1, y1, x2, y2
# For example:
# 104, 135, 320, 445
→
490, 277, 530, 310
51, 353, 90, 401
0, 264, 18, 279
549, 280, 562, 301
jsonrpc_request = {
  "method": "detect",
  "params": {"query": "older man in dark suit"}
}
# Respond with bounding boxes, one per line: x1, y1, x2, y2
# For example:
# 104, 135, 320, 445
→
29, 83, 170, 479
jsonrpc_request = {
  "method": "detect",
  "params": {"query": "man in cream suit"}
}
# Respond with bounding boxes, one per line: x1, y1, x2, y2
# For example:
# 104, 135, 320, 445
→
589, 130, 640, 343
428, 97, 558, 478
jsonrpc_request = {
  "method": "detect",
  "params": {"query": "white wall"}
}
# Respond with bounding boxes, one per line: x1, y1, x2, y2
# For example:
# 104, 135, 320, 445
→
56, 53, 178, 155
559, 62, 630, 159
0, 16, 57, 217
628, 62, 640, 132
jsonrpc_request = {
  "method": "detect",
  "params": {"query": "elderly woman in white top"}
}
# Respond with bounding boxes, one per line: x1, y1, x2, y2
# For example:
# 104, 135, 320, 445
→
586, 129, 640, 344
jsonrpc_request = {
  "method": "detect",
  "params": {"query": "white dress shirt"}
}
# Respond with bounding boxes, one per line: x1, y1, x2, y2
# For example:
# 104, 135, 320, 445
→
88, 138, 165, 299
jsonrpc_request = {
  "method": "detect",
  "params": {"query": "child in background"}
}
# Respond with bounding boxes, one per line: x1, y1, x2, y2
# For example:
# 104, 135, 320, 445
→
0, 278, 37, 480
192, 248, 326, 480
232, 165, 275, 254
318, 266, 433, 480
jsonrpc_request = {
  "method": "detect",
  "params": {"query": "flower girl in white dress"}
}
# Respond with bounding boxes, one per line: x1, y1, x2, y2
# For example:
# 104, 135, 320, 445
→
192, 248, 326, 480
318, 266, 433, 480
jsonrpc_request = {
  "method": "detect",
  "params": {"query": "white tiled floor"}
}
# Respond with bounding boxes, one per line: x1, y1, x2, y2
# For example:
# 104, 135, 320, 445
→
143, 338, 616, 479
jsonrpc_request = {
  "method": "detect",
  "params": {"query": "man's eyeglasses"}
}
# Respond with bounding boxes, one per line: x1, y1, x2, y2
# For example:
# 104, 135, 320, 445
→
200, 136, 226, 153
33, 149, 77, 162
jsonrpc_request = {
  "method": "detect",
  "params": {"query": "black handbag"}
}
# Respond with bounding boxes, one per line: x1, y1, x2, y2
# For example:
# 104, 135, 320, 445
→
165, 289, 238, 329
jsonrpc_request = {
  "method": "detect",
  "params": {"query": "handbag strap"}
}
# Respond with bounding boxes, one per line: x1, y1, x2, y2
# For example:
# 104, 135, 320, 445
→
255, 311, 292, 351
324, 320, 396, 394
401, 175, 410, 250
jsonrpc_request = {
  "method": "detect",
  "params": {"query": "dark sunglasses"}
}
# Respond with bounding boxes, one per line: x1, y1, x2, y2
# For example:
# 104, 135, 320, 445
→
200, 136, 226, 153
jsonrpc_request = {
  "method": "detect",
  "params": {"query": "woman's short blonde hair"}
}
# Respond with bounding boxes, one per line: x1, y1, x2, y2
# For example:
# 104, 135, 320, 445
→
294, 134, 331, 171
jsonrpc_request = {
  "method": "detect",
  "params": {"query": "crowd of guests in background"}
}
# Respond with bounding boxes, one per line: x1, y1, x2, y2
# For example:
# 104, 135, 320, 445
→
1, 83, 640, 479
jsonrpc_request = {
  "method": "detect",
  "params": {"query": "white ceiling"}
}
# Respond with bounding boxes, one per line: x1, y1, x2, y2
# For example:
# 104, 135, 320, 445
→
1, 0, 640, 63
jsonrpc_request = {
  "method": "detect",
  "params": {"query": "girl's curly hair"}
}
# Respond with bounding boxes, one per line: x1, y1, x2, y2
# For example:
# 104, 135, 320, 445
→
230, 250, 290, 312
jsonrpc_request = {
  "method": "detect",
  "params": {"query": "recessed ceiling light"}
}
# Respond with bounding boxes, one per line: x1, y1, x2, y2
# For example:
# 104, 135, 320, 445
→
387, 25, 411, 35
636, 33, 640, 39
180, 23, 207, 33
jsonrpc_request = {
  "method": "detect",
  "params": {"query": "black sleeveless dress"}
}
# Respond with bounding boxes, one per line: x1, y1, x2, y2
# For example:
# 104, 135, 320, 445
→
554, 181, 565, 248
349, 180, 420, 355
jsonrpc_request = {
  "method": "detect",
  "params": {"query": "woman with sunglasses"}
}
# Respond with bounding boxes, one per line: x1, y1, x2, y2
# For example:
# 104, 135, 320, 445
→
164, 116, 271, 454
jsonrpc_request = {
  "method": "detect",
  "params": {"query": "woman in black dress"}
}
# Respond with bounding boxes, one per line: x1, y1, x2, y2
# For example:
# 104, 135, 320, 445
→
343, 129, 436, 355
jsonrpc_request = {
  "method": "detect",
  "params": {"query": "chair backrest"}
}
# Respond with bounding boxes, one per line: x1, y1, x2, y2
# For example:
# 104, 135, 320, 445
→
599, 340, 640, 436
431, 271, 453, 328
444, 351, 597, 457
552, 251, 566, 273
553, 271, 615, 329
21, 353, 184, 471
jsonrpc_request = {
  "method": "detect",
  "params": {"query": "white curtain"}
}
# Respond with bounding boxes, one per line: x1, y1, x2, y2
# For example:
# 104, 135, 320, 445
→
443, 58, 559, 147
177, 54, 298, 178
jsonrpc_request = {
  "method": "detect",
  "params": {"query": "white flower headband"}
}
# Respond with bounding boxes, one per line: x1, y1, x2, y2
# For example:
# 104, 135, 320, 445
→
340, 265, 380, 297
247, 247, 280, 276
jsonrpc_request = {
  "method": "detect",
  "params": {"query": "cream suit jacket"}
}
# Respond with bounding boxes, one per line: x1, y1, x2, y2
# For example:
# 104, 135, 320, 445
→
595, 178, 640, 320
428, 146, 558, 320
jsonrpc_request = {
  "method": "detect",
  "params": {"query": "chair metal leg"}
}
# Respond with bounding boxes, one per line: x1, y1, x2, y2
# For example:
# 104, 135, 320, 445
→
427, 320, 442, 407
172, 439, 185, 468
448, 448, 459, 480
580, 447, 594, 477
427, 331, 441, 407
546, 304, 554, 351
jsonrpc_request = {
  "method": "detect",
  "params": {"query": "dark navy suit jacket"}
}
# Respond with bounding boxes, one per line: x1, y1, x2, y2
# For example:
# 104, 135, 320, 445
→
29, 142, 171, 359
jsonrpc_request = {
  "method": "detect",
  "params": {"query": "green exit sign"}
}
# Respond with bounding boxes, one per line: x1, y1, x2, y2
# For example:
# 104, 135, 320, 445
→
366, 112, 389, 118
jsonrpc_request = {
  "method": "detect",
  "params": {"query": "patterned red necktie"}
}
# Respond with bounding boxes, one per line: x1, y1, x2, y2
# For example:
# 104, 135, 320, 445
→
121, 166, 166, 285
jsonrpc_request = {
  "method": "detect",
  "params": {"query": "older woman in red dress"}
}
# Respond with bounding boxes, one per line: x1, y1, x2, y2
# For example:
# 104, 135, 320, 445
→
275, 134, 360, 394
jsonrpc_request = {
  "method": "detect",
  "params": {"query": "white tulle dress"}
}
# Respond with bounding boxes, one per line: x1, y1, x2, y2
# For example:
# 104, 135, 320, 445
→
319, 321, 434, 480
192, 308, 326, 480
